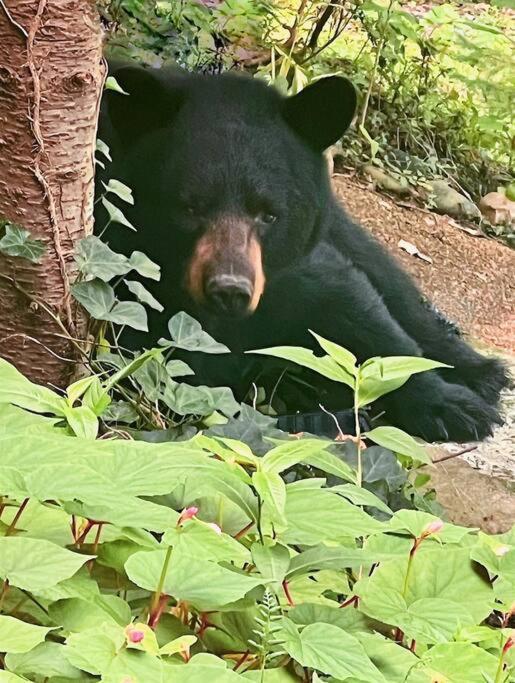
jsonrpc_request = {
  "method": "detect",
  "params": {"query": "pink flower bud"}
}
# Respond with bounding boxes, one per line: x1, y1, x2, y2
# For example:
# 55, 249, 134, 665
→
503, 636, 514, 655
207, 522, 222, 535
177, 506, 199, 525
128, 629, 145, 644
422, 518, 444, 537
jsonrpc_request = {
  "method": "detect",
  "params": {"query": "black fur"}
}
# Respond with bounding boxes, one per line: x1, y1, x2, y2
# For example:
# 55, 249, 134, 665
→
96, 62, 510, 442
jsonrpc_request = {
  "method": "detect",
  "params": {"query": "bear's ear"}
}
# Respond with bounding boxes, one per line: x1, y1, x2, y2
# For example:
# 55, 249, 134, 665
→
282, 76, 357, 151
104, 63, 184, 142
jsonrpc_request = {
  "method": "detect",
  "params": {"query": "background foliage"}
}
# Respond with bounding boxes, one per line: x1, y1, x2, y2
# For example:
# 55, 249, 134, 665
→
99, 0, 514, 200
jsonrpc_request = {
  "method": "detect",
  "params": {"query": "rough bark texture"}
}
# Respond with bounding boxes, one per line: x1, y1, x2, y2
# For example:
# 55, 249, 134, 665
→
0, 0, 105, 386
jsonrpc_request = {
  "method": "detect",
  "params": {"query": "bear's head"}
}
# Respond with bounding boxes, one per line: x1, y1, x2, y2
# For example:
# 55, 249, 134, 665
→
102, 64, 356, 320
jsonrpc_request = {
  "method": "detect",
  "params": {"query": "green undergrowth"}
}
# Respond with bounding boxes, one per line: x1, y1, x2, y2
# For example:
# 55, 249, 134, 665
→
0, 341, 514, 682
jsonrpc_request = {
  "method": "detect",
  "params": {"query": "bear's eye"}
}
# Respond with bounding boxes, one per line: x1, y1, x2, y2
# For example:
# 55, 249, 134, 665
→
257, 212, 277, 225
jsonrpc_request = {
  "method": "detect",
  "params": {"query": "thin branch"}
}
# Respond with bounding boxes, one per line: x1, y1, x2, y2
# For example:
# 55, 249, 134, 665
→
0, 0, 28, 37
432, 445, 478, 464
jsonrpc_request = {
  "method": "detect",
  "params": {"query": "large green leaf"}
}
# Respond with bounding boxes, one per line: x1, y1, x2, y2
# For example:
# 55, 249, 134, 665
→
281, 485, 383, 545
412, 642, 499, 683
5, 642, 83, 679
251, 541, 291, 586
357, 356, 449, 407
0, 537, 92, 591
0, 358, 67, 416
162, 518, 250, 564
64, 624, 124, 675
365, 426, 432, 464
0, 616, 53, 654
355, 546, 494, 641
280, 618, 386, 682
248, 345, 355, 388
125, 548, 262, 610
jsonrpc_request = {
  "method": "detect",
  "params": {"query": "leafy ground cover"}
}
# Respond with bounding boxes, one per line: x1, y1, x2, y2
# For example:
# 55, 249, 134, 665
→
0, 332, 514, 681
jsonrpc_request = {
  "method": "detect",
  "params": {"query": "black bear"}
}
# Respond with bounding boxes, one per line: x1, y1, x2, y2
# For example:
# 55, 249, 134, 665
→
96, 61, 509, 442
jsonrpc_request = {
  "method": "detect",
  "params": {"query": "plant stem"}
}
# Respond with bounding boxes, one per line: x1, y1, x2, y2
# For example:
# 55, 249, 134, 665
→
282, 580, 295, 607
353, 376, 363, 487
0, 580, 9, 613
402, 538, 419, 598
5, 498, 29, 536
359, 0, 395, 129
149, 546, 173, 620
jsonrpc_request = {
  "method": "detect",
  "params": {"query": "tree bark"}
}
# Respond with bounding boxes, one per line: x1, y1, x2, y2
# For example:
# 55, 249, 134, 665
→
0, 0, 105, 386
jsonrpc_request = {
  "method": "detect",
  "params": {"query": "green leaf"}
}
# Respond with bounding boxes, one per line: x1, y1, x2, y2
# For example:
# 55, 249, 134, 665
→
106, 300, 148, 331
310, 331, 358, 376
75, 235, 130, 281
166, 359, 194, 378
5, 642, 83, 679
280, 618, 386, 682
96, 138, 112, 161
101, 196, 136, 230
0, 357, 67, 416
286, 545, 391, 579
0, 537, 92, 591
253, 469, 287, 532
282, 486, 383, 545
64, 624, 123, 675
125, 548, 262, 610
162, 518, 250, 564
129, 250, 161, 280
160, 634, 198, 656
64, 404, 99, 439
125, 279, 164, 311
365, 426, 432, 464
355, 546, 494, 637
416, 642, 499, 682
164, 312, 230, 353
105, 75, 128, 94
358, 356, 449, 406
249, 345, 355, 389
72, 279, 115, 319
331, 483, 393, 515
0, 224, 46, 262
102, 178, 134, 205
262, 439, 354, 483
251, 541, 291, 585
0, 616, 53, 654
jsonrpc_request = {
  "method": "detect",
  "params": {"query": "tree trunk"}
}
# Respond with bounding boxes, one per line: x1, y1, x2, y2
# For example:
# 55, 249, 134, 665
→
0, 0, 105, 386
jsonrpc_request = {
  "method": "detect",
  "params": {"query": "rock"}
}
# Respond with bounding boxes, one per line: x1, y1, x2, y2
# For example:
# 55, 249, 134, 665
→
479, 192, 515, 226
363, 164, 411, 196
428, 180, 481, 220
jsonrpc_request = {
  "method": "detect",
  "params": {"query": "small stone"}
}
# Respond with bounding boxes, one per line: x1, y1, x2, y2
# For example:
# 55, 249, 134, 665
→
428, 180, 481, 220
479, 192, 515, 226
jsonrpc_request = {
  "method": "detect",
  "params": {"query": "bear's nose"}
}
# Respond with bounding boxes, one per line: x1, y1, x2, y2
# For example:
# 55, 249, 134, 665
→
205, 274, 253, 317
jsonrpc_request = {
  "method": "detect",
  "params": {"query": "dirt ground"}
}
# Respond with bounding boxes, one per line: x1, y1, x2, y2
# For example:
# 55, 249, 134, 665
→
332, 173, 515, 532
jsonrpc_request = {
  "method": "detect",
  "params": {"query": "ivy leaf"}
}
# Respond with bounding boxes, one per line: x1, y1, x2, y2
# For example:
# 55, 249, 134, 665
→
125, 279, 164, 311
105, 75, 128, 94
106, 300, 148, 331
75, 235, 130, 281
71, 279, 115, 319
101, 196, 136, 230
102, 178, 134, 205
0, 224, 46, 262
163, 312, 230, 353
129, 250, 161, 280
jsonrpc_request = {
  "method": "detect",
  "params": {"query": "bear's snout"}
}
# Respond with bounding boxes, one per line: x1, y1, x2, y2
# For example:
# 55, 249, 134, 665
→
185, 215, 266, 318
